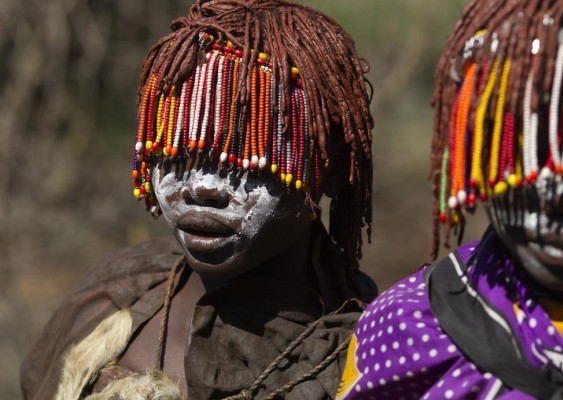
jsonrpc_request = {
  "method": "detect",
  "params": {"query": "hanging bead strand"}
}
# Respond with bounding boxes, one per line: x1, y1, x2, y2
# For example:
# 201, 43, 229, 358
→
188, 64, 203, 154
488, 59, 511, 190
286, 87, 298, 186
523, 41, 539, 183
258, 66, 267, 169
215, 55, 231, 159
165, 87, 177, 156
471, 59, 499, 198
190, 54, 210, 154
158, 94, 171, 155
145, 73, 159, 153
250, 67, 259, 169
551, 29, 563, 173
225, 58, 240, 165
182, 73, 196, 155
172, 82, 188, 157
136, 76, 153, 155
265, 69, 274, 169
236, 105, 246, 168
211, 55, 226, 158
199, 51, 219, 152
296, 89, 306, 190
220, 55, 235, 164
447, 90, 461, 211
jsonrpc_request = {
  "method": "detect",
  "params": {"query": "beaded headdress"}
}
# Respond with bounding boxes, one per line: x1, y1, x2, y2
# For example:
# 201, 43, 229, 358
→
431, 0, 563, 257
132, 0, 374, 266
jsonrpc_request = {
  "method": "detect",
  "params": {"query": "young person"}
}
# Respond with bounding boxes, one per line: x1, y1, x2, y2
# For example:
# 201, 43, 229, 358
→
20, 1, 377, 399
338, 1, 563, 399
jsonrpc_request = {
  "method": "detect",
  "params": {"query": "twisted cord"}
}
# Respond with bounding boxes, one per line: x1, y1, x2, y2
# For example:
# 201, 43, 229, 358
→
222, 319, 351, 400
261, 335, 351, 400
153, 255, 186, 372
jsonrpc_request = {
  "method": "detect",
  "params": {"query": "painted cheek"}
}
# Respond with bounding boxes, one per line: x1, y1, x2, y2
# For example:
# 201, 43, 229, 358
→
153, 172, 183, 224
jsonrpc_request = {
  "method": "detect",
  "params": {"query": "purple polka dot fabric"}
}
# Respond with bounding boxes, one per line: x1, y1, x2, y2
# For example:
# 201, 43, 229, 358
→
336, 236, 563, 400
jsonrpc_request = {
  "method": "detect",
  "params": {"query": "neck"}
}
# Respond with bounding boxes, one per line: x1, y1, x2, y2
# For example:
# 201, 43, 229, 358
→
250, 223, 314, 286
198, 223, 314, 291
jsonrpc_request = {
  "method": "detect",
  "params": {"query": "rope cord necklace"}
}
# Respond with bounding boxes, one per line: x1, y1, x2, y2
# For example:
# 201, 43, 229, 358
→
153, 256, 351, 399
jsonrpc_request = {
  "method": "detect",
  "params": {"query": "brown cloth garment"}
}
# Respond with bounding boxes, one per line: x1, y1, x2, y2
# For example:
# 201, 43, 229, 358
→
20, 223, 377, 399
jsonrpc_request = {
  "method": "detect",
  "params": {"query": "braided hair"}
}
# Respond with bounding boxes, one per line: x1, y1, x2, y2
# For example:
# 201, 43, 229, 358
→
430, 0, 563, 257
133, 0, 374, 268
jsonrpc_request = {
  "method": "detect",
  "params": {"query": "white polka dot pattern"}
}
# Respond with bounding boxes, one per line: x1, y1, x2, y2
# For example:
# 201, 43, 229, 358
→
338, 235, 563, 400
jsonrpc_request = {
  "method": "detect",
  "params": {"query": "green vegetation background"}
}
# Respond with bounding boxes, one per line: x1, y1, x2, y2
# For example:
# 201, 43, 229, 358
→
0, 0, 483, 397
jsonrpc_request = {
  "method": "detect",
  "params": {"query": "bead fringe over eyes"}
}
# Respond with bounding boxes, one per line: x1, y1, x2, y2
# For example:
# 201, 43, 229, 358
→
132, 32, 319, 216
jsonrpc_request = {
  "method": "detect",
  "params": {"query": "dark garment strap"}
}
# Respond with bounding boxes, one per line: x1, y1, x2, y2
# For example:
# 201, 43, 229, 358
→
427, 251, 563, 400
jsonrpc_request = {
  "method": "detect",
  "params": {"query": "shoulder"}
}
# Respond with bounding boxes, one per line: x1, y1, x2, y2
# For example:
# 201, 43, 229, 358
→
20, 236, 183, 400
355, 267, 458, 371
337, 268, 464, 399
74, 236, 183, 291
338, 255, 518, 400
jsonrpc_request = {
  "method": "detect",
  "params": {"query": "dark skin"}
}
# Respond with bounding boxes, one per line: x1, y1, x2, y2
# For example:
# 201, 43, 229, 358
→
488, 180, 563, 293
119, 165, 314, 397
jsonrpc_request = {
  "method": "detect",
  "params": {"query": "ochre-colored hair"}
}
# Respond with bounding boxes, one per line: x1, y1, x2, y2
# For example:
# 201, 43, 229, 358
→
431, 0, 563, 257
133, 0, 374, 267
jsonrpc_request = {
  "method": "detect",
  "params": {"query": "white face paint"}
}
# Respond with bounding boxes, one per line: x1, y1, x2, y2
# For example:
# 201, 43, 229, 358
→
489, 175, 563, 291
152, 161, 311, 279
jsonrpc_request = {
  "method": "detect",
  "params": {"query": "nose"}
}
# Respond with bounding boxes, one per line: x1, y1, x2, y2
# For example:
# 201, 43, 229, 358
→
180, 177, 230, 207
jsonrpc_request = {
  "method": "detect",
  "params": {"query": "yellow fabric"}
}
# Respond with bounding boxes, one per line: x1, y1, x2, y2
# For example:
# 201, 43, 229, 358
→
336, 334, 360, 400
514, 301, 563, 335
540, 300, 563, 335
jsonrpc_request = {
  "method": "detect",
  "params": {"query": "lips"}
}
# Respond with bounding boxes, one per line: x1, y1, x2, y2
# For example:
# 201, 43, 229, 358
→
175, 211, 239, 252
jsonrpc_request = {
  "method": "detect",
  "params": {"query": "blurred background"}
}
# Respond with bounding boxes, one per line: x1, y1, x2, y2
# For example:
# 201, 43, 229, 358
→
0, 0, 486, 397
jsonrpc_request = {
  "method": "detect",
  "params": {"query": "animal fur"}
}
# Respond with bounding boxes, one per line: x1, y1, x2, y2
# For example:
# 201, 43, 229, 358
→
54, 309, 133, 400
83, 370, 183, 400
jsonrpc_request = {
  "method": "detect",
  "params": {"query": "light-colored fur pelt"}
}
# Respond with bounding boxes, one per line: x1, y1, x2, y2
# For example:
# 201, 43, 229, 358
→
55, 309, 133, 400
83, 370, 184, 400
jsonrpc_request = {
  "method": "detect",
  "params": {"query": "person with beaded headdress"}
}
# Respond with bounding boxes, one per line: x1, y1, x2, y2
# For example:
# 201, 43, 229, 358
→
20, 0, 377, 399
337, 1, 563, 399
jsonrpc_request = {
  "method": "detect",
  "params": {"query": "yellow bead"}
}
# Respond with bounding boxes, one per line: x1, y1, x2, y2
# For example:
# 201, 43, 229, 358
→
507, 174, 518, 187
309, 212, 317, 221
494, 181, 508, 196
163, 147, 169, 156
285, 174, 293, 184
451, 214, 459, 225
133, 188, 141, 198
271, 164, 278, 174
227, 41, 234, 47
146, 140, 153, 150
144, 182, 151, 192
280, 173, 286, 182
291, 67, 299, 75
295, 180, 303, 190
259, 52, 267, 60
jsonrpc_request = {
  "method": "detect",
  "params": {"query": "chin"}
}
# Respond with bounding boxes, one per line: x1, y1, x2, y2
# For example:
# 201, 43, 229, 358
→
186, 254, 252, 280
179, 242, 255, 281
